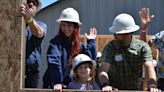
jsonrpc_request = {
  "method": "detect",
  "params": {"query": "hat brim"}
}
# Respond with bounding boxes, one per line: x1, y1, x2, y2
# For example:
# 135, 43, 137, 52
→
75, 60, 96, 69
109, 25, 140, 34
71, 60, 96, 76
56, 19, 82, 25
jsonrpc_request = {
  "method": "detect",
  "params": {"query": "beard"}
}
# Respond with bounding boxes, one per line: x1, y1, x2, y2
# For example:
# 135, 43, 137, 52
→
114, 39, 129, 49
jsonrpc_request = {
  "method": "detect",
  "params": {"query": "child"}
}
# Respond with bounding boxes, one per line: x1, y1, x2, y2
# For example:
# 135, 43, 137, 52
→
68, 54, 100, 90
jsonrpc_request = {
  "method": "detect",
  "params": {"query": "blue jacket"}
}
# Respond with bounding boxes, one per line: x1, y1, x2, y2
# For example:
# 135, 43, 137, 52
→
43, 35, 96, 88
26, 20, 47, 72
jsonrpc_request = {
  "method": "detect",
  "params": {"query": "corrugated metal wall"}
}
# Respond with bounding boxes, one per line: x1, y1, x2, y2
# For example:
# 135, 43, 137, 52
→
35, 0, 164, 88
36, 0, 164, 35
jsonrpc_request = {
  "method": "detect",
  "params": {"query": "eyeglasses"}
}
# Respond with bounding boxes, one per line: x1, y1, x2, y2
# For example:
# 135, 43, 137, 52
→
27, 0, 39, 7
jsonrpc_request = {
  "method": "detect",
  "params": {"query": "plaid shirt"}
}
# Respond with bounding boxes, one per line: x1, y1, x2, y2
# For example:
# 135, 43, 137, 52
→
150, 31, 164, 78
100, 38, 152, 90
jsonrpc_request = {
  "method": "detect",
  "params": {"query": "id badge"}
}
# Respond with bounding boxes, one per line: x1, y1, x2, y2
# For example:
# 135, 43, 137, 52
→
114, 54, 123, 62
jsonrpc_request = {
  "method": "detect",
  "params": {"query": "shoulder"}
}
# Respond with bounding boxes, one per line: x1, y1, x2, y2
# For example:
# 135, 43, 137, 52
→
101, 40, 115, 56
49, 35, 61, 45
130, 39, 151, 53
155, 30, 164, 38
103, 40, 114, 51
149, 31, 164, 42
68, 80, 79, 88
80, 41, 86, 48
130, 38, 149, 48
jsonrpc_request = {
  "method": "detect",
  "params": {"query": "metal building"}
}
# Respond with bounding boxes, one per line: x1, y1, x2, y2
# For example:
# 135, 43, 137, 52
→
35, 0, 164, 88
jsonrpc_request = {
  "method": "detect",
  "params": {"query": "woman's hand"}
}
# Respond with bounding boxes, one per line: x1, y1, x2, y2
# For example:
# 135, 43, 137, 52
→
54, 84, 62, 92
85, 27, 97, 39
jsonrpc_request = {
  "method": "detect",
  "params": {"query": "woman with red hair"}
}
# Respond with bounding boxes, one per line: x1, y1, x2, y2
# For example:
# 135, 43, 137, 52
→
43, 7, 97, 91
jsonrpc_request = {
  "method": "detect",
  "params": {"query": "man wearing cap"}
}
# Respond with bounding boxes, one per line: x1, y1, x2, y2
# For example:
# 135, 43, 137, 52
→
99, 13, 160, 91
19, 0, 47, 88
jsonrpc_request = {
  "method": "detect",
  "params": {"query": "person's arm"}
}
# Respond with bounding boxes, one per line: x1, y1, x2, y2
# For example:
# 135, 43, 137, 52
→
143, 61, 159, 91
28, 19, 46, 38
98, 42, 118, 91
20, 4, 46, 38
46, 39, 63, 90
99, 62, 118, 91
82, 27, 97, 60
99, 62, 110, 84
139, 7, 154, 42
141, 42, 161, 91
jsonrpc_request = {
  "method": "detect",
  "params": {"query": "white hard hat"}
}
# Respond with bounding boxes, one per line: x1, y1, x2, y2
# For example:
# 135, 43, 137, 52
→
56, 7, 82, 25
109, 13, 140, 34
72, 54, 96, 70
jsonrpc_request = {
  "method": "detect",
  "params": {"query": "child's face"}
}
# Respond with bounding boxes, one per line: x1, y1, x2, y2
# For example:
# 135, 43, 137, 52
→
76, 63, 92, 79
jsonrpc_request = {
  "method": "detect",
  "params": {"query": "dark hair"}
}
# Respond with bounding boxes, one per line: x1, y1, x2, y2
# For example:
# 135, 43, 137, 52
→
27, 0, 39, 7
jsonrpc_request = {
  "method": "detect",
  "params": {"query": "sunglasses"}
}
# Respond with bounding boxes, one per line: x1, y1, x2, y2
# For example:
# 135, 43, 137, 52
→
114, 33, 131, 36
27, 0, 39, 7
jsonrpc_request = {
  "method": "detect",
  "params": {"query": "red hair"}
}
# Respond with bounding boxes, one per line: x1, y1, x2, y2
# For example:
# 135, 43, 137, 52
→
58, 22, 81, 70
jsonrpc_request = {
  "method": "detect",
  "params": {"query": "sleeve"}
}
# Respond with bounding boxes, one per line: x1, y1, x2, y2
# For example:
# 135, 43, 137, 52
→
81, 39, 97, 60
141, 42, 153, 62
149, 31, 164, 49
46, 40, 63, 84
99, 43, 113, 63
93, 82, 100, 90
67, 81, 73, 89
38, 21, 47, 36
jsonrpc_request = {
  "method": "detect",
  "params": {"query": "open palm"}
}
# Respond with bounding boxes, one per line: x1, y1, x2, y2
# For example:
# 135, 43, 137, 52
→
139, 7, 154, 31
85, 27, 97, 39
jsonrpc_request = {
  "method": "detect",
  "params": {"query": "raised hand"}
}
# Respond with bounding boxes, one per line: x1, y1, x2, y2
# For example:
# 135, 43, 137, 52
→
139, 7, 154, 32
85, 27, 97, 39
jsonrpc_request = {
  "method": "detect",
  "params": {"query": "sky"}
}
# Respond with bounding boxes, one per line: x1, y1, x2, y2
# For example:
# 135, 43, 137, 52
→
40, 0, 58, 9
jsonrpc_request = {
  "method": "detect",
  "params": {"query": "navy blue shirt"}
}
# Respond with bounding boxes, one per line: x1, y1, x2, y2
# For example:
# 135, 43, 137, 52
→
43, 35, 96, 88
26, 20, 47, 66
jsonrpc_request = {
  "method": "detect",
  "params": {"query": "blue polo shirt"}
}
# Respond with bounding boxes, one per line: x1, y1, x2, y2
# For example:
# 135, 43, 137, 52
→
26, 20, 47, 66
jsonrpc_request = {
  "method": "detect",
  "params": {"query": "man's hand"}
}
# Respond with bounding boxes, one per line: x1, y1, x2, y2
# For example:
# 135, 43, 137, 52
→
102, 86, 118, 92
85, 27, 97, 39
149, 84, 161, 92
20, 4, 32, 22
139, 7, 154, 32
